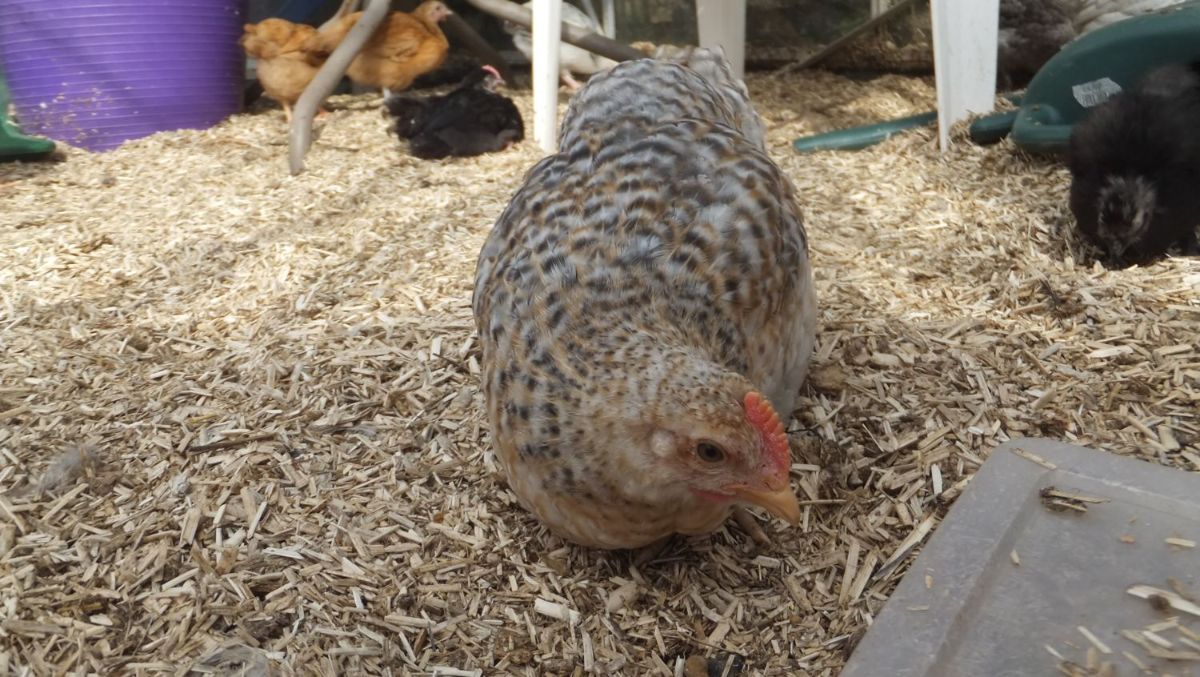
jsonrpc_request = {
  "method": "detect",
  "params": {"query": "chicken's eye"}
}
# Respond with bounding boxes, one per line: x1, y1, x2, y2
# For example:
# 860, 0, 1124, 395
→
695, 442, 726, 463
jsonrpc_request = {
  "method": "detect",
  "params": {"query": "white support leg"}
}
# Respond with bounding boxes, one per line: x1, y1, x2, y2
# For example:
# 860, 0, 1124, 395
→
695, 0, 746, 80
601, 0, 615, 38
930, 0, 1000, 151
578, 0, 601, 31
532, 0, 563, 153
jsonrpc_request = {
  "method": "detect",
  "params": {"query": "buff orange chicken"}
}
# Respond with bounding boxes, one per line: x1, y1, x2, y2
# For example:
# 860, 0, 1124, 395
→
304, 1, 451, 96
241, 18, 328, 123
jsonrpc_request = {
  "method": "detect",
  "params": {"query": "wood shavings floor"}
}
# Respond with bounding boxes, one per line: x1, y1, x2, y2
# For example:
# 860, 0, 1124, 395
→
1, 70, 1198, 676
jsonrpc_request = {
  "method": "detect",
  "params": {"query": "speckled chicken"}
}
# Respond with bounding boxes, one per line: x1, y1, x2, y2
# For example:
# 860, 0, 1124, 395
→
472, 48, 816, 550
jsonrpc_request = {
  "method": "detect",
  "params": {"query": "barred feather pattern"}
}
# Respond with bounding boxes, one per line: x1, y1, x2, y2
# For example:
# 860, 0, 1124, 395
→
472, 49, 816, 549
558, 47, 766, 151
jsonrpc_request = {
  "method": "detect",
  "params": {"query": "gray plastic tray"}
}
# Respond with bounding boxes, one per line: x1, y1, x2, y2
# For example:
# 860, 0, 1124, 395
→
842, 437, 1200, 677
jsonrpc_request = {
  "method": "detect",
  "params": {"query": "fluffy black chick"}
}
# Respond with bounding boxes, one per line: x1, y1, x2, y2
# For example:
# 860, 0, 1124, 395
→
383, 65, 524, 160
1067, 61, 1200, 267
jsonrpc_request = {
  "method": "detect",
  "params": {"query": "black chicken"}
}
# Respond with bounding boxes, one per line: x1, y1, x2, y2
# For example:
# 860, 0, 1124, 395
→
383, 65, 524, 160
1067, 61, 1200, 267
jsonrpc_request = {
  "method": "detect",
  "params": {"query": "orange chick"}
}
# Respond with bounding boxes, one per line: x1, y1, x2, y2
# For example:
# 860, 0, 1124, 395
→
304, 1, 452, 96
241, 18, 329, 123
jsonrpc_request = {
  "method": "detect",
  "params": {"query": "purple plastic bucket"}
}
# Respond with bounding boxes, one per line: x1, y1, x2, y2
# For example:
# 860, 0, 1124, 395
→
0, 0, 247, 152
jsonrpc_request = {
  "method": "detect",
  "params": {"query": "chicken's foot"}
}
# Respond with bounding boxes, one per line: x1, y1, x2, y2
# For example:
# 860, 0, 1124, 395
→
732, 506, 771, 547
632, 535, 674, 567
559, 70, 584, 93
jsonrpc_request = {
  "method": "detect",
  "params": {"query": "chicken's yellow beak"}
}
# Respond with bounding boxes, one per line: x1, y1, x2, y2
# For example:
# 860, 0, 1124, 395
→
732, 482, 801, 525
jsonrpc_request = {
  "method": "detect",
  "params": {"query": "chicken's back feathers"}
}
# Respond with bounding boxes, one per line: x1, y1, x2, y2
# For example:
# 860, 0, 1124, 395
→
421, 88, 522, 135
369, 13, 440, 62
558, 47, 766, 151
241, 19, 319, 61
1069, 63, 1200, 172
473, 49, 815, 548
413, 91, 523, 158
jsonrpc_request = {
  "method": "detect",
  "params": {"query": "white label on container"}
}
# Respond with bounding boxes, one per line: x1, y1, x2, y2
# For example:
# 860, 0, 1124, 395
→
1072, 78, 1123, 108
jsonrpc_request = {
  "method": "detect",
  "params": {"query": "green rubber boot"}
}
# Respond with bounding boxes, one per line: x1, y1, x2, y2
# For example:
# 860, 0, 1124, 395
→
1, 71, 55, 161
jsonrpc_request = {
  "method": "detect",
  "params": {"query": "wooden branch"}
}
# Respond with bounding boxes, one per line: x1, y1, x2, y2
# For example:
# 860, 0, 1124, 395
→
464, 0, 645, 63
288, 0, 390, 175
793, 0, 923, 70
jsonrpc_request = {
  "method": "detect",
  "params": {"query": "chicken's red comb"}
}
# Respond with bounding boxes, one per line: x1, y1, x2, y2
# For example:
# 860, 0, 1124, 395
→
482, 64, 504, 82
743, 391, 790, 476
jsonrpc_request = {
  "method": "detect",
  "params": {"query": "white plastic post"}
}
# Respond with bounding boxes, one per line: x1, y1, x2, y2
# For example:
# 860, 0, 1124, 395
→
601, 0, 615, 38
578, 0, 601, 30
695, 0, 746, 79
532, 0, 563, 153
930, 0, 1000, 151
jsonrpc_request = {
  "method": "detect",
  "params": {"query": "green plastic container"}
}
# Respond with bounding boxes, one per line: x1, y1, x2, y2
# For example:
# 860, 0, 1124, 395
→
794, 95, 1022, 154
1003, 0, 1200, 154
792, 111, 937, 153
0, 72, 54, 161
796, 1, 1200, 155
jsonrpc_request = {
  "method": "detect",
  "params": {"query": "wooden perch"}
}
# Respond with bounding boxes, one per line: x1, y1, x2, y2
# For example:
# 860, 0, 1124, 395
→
288, 0, 390, 175
464, 0, 646, 63
793, 0, 922, 70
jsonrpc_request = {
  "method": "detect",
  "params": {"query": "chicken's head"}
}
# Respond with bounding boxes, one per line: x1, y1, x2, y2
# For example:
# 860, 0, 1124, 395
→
414, 1, 453, 23
1094, 174, 1157, 262
481, 64, 505, 90
638, 377, 800, 526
